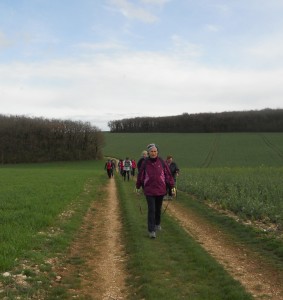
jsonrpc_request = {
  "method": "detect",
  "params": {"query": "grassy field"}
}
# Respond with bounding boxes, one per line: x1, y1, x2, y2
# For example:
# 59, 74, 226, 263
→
104, 132, 283, 226
0, 160, 107, 272
179, 167, 283, 225
103, 132, 283, 167
1, 132, 283, 298
0, 159, 255, 299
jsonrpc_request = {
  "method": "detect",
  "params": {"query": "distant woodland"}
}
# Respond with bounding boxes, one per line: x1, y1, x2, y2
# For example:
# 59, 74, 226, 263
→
2, 109, 282, 164
108, 109, 283, 133
0, 115, 104, 164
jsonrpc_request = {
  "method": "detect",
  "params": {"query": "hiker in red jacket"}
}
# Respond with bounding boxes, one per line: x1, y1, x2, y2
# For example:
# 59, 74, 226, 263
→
104, 159, 113, 178
131, 159, 137, 177
118, 159, 124, 176
136, 143, 175, 239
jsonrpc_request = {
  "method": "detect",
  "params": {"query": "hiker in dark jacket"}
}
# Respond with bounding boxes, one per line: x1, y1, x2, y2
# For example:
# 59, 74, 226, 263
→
165, 155, 180, 198
110, 159, 116, 177
136, 143, 175, 239
123, 157, 132, 181
137, 150, 148, 172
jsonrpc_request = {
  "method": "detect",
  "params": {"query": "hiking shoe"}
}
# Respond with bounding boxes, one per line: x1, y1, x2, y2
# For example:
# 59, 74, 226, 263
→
148, 231, 156, 239
155, 225, 162, 231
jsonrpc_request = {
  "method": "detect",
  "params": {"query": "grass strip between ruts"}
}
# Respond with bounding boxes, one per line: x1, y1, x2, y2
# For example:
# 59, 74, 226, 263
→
115, 175, 253, 300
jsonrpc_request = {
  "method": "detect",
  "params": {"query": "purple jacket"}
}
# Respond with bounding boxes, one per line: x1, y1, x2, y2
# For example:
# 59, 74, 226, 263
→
136, 157, 175, 196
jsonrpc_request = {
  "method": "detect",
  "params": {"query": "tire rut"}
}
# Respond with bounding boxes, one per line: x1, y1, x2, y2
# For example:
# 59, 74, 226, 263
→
201, 134, 220, 168
167, 201, 283, 299
56, 178, 128, 299
259, 134, 283, 160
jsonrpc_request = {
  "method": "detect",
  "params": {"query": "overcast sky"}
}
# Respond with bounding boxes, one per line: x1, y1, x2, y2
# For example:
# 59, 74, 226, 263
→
1, 0, 283, 130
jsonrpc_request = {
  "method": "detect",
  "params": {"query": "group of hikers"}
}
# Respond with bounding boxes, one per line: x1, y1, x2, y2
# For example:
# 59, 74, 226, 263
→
104, 143, 180, 239
118, 158, 137, 181
104, 157, 138, 181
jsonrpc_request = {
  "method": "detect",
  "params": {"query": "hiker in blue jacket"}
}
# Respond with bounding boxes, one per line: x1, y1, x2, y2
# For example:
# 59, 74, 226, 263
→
136, 143, 175, 239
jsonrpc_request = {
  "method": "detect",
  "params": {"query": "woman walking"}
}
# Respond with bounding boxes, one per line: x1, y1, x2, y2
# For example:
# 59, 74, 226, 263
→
136, 143, 175, 238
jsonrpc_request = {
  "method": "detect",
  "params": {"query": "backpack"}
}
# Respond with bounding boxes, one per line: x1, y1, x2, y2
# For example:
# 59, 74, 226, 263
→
106, 161, 112, 169
124, 160, 131, 168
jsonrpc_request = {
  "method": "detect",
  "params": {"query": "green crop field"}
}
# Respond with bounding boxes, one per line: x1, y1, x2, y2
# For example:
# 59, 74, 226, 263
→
0, 160, 106, 271
104, 132, 283, 226
1, 132, 283, 298
103, 132, 283, 167
0, 158, 256, 299
179, 167, 283, 225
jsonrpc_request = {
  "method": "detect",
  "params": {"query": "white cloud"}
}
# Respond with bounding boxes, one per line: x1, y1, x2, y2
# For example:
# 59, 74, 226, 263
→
108, 0, 158, 23
0, 31, 13, 48
244, 34, 283, 63
141, 0, 170, 6
76, 41, 127, 51
205, 24, 221, 32
1, 0, 283, 132
1, 52, 282, 130
212, 4, 230, 14
170, 35, 203, 58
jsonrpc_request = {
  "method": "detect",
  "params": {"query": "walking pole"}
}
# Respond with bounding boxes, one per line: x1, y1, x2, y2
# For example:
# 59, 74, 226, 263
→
163, 172, 179, 214
162, 198, 170, 214
175, 176, 178, 200
134, 187, 143, 214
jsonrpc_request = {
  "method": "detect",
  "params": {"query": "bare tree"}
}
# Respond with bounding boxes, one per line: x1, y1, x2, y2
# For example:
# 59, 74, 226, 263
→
0, 115, 104, 164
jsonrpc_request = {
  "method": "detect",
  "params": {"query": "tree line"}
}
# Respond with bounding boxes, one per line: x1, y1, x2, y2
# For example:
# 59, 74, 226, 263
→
108, 109, 283, 133
0, 115, 104, 164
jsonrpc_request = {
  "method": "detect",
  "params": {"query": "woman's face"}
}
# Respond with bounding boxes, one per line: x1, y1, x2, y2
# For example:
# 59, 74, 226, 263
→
167, 157, 173, 164
148, 147, 158, 158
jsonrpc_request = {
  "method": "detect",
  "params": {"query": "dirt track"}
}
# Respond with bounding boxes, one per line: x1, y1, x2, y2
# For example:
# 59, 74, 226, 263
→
168, 201, 283, 299
57, 178, 283, 299
58, 177, 129, 299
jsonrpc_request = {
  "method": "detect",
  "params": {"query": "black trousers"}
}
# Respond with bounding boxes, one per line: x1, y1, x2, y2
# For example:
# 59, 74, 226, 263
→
123, 170, 130, 181
146, 195, 163, 232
